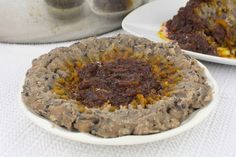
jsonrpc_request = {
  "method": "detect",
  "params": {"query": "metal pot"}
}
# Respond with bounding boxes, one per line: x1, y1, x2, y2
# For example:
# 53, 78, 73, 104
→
0, 0, 150, 44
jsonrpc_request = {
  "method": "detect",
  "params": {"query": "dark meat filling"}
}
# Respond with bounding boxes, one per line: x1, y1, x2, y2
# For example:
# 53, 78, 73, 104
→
165, 0, 230, 56
69, 58, 162, 107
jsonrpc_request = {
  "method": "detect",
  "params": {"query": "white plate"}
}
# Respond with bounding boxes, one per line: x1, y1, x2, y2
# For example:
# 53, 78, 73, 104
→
122, 0, 236, 66
19, 61, 219, 146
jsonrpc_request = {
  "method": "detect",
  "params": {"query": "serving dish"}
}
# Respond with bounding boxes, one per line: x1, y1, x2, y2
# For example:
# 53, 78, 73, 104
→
19, 38, 219, 145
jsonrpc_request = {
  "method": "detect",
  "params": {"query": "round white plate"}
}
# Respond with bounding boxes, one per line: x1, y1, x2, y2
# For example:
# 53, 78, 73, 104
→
122, 0, 236, 66
19, 61, 219, 145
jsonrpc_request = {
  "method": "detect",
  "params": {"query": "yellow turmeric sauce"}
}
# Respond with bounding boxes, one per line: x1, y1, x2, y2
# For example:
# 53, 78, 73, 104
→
158, 23, 171, 41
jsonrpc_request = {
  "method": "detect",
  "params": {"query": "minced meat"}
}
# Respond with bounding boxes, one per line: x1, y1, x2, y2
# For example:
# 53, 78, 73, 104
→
69, 58, 162, 107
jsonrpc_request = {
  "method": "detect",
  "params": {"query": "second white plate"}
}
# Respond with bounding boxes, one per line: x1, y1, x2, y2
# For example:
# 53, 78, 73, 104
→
122, 0, 236, 66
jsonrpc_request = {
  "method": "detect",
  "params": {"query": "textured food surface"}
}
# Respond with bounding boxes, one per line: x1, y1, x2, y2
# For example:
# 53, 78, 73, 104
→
22, 34, 212, 138
165, 0, 236, 58
70, 58, 162, 107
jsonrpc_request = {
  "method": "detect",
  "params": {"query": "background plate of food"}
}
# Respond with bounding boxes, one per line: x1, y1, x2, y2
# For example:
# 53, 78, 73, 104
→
20, 35, 219, 145
122, 0, 236, 65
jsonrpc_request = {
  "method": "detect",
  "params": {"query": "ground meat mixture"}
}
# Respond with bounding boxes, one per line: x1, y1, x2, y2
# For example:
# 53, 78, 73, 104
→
165, 0, 236, 57
69, 59, 162, 107
22, 34, 213, 138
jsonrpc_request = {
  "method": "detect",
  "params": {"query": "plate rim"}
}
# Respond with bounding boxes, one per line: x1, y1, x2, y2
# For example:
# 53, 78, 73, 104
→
19, 61, 219, 146
122, 0, 236, 66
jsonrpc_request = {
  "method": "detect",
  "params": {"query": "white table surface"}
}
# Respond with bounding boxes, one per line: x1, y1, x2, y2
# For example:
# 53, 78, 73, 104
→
0, 29, 236, 157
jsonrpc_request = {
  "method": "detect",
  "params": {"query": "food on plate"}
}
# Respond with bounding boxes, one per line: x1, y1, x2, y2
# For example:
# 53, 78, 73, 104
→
159, 0, 236, 58
22, 34, 212, 138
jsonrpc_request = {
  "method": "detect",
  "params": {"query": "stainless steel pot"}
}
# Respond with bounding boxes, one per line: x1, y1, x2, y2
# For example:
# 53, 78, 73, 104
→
0, 0, 150, 43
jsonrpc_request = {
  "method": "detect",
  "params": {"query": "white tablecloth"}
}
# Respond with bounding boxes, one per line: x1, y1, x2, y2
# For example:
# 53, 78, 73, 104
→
0, 30, 236, 157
